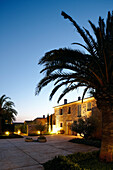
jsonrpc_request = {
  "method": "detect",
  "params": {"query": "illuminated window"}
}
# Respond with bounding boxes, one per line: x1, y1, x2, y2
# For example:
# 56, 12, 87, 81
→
78, 105, 81, 117
87, 102, 91, 111
68, 107, 71, 114
60, 123, 63, 127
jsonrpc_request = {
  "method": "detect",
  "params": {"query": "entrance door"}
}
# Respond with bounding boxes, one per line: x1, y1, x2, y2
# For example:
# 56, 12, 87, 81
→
68, 123, 72, 135
66, 121, 73, 135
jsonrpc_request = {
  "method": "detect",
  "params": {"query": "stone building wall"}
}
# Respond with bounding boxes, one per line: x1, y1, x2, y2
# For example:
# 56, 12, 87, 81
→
33, 118, 47, 125
54, 97, 97, 135
26, 114, 56, 135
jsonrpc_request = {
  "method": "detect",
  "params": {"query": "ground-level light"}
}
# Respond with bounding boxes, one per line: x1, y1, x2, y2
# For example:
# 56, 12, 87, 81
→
37, 131, 40, 135
5, 131, 10, 136
17, 130, 21, 135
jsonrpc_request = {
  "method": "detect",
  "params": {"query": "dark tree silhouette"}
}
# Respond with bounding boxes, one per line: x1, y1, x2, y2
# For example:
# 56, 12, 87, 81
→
0, 95, 18, 134
47, 113, 49, 132
36, 11, 113, 162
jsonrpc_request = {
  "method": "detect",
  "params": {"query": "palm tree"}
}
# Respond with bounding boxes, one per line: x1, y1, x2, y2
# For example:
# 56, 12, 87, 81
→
36, 11, 113, 162
0, 95, 18, 133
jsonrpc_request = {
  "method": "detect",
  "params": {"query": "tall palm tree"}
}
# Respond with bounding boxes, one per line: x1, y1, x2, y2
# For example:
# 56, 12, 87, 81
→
36, 11, 113, 162
0, 95, 17, 133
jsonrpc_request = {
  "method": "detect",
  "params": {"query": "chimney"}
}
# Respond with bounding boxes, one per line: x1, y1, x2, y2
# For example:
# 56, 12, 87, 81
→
78, 96, 81, 100
43, 115, 45, 118
64, 99, 67, 104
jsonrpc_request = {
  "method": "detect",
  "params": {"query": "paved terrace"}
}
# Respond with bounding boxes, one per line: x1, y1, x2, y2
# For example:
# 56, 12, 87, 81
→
0, 134, 99, 170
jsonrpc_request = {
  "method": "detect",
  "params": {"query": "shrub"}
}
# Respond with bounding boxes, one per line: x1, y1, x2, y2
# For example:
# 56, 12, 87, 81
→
14, 124, 27, 133
43, 132, 51, 135
35, 122, 46, 135
43, 155, 80, 170
71, 115, 99, 139
0, 134, 23, 139
38, 135, 46, 139
67, 151, 99, 163
69, 138, 101, 148
60, 130, 65, 134
43, 151, 113, 169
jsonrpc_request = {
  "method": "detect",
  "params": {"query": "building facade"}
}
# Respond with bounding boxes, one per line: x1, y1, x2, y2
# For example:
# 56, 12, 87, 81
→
23, 96, 101, 136
25, 114, 56, 135
54, 97, 97, 135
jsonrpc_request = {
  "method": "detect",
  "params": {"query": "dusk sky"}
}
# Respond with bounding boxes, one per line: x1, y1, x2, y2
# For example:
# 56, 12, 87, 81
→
0, 0, 113, 122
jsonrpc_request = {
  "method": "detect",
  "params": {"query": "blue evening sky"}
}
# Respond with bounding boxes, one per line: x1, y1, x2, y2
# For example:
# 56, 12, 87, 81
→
0, 0, 113, 122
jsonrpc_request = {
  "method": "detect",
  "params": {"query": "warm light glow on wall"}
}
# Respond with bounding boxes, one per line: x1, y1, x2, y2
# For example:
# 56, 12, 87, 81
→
17, 130, 21, 135
5, 131, 10, 136
54, 97, 95, 108
50, 126, 57, 134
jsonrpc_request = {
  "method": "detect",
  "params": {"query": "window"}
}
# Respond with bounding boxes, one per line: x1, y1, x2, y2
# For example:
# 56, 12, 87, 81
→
78, 105, 81, 117
68, 107, 71, 114
59, 109, 63, 115
87, 102, 91, 111
60, 123, 63, 127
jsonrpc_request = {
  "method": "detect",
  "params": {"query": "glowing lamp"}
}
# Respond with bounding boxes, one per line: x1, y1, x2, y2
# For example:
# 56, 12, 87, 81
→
37, 131, 40, 135
5, 131, 10, 136
17, 130, 21, 135
81, 133, 84, 137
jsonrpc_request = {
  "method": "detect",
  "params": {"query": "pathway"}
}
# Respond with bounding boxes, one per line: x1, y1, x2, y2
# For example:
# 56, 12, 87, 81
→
0, 135, 99, 170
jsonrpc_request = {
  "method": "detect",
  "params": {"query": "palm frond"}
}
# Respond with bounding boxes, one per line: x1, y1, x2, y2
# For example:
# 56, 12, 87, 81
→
61, 11, 96, 56
82, 86, 91, 102
57, 83, 85, 103
49, 80, 76, 100
72, 42, 89, 51
36, 11, 113, 103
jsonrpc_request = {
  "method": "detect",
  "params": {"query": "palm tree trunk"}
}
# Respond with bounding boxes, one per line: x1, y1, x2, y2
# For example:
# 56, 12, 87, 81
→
99, 105, 113, 162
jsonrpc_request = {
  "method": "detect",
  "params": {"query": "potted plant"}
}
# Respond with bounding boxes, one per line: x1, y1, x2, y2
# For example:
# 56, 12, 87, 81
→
38, 135, 47, 142
25, 137, 33, 142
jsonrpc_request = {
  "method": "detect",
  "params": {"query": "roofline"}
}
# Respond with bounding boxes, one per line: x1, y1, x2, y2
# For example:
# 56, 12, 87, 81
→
53, 97, 95, 108
33, 117, 46, 121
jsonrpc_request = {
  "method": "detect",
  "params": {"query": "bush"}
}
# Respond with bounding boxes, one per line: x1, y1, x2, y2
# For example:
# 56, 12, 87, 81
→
35, 122, 46, 135
67, 151, 99, 163
43, 132, 51, 135
60, 130, 65, 134
71, 115, 99, 139
28, 134, 39, 136
43, 155, 80, 170
14, 124, 27, 133
43, 151, 113, 169
38, 135, 46, 139
0, 134, 23, 139
69, 138, 101, 148
38, 135, 47, 142
2, 124, 14, 133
